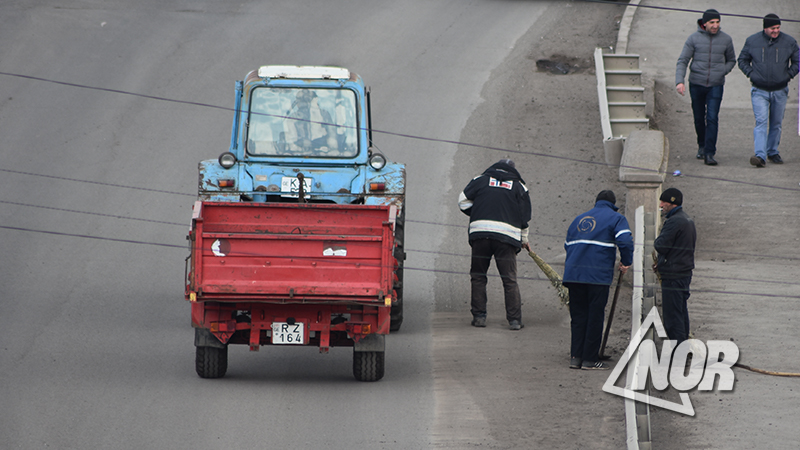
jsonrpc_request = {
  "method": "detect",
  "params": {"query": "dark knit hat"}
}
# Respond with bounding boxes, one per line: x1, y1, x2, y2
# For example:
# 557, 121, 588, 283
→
764, 13, 781, 29
498, 158, 515, 168
596, 190, 616, 205
702, 9, 721, 24
660, 187, 683, 206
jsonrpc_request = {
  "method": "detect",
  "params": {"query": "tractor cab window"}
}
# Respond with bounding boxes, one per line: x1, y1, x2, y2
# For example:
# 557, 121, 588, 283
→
247, 87, 358, 157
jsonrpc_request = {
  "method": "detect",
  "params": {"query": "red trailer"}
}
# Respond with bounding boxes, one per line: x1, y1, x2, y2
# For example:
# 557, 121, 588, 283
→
185, 201, 399, 381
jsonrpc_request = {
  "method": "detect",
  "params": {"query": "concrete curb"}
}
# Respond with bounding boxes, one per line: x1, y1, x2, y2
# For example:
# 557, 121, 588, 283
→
615, 0, 640, 54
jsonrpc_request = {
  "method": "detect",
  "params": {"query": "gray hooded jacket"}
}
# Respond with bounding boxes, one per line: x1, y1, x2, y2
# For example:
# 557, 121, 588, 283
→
675, 21, 736, 87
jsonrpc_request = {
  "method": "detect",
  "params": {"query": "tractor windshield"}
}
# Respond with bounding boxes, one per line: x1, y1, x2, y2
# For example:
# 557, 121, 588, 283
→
247, 87, 359, 158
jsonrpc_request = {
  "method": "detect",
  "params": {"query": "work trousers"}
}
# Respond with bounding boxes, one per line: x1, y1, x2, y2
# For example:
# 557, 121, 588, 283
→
689, 83, 724, 155
469, 238, 521, 323
661, 276, 692, 343
566, 282, 610, 363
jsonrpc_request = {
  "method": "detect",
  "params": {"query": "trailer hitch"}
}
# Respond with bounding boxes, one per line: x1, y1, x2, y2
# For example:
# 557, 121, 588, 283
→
297, 173, 307, 203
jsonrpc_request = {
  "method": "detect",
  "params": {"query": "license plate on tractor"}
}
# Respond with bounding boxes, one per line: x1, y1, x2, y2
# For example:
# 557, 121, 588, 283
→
281, 176, 313, 197
271, 322, 304, 344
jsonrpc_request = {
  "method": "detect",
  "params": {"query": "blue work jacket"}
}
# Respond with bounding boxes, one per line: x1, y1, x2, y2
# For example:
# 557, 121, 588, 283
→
563, 200, 634, 286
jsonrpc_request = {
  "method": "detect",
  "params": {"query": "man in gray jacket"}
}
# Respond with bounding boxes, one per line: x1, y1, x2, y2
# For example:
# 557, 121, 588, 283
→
675, 8, 736, 166
738, 14, 799, 167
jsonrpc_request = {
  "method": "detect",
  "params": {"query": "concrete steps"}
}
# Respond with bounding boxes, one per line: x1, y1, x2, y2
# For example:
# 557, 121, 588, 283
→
594, 49, 650, 140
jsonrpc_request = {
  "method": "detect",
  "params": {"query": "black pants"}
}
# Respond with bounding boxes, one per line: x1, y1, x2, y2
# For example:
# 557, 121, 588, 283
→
661, 276, 692, 343
566, 283, 609, 363
469, 238, 521, 323
689, 83, 724, 155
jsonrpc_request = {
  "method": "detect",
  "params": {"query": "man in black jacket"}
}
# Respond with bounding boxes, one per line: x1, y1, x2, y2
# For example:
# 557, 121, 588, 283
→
738, 13, 799, 167
458, 159, 532, 330
654, 188, 697, 343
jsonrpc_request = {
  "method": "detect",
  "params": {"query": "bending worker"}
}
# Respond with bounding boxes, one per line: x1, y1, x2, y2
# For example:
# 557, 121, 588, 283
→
563, 190, 633, 370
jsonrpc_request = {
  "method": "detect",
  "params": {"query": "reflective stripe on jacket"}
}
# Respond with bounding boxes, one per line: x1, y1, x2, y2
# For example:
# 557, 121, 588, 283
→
459, 161, 531, 249
563, 200, 634, 285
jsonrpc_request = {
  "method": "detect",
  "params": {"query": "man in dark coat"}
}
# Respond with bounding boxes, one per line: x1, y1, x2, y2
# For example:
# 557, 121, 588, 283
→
738, 13, 799, 167
654, 188, 697, 343
458, 159, 531, 330
675, 8, 736, 166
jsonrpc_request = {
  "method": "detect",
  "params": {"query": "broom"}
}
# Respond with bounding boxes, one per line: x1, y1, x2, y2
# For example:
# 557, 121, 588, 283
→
527, 249, 569, 305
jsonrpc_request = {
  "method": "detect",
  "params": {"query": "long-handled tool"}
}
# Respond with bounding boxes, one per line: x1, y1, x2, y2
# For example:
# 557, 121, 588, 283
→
599, 270, 624, 360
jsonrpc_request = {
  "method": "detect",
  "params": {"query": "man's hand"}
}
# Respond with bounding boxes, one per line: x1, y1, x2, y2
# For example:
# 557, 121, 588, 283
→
619, 263, 630, 274
522, 242, 531, 252
676, 83, 686, 96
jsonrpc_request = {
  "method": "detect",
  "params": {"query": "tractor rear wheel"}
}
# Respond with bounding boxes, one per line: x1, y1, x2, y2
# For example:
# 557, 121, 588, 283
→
390, 208, 405, 332
353, 350, 385, 382
195, 345, 228, 378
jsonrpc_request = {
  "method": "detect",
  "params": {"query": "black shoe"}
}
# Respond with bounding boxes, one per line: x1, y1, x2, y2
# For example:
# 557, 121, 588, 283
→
696, 147, 705, 159
509, 320, 524, 331
471, 316, 486, 328
750, 156, 765, 168
768, 154, 784, 164
582, 361, 611, 370
704, 154, 717, 166
570, 357, 583, 369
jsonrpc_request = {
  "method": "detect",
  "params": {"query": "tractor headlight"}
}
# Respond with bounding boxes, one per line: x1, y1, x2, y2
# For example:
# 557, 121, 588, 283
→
368, 152, 387, 170
218, 152, 237, 169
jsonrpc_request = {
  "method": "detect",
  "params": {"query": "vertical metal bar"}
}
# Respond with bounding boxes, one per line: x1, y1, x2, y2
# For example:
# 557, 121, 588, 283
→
230, 81, 243, 152
366, 87, 373, 147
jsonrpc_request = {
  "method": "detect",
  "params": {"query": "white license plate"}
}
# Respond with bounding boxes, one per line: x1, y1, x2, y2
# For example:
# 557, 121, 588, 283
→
281, 176, 313, 195
271, 322, 304, 345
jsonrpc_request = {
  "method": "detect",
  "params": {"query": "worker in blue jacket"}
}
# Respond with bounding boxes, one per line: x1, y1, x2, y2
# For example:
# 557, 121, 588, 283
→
563, 190, 633, 370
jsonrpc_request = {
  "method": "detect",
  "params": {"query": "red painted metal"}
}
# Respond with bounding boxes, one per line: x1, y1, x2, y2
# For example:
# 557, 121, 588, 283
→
186, 201, 396, 350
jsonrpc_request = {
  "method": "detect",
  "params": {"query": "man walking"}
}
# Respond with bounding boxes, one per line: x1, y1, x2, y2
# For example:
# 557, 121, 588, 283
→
675, 8, 736, 166
563, 190, 633, 370
738, 13, 799, 167
458, 159, 532, 331
654, 188, 697, 344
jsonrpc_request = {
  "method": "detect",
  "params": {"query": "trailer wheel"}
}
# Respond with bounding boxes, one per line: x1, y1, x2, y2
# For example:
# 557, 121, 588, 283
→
353, 351, 385, 382
195, 345, 228, 379
390, 207, 405, 332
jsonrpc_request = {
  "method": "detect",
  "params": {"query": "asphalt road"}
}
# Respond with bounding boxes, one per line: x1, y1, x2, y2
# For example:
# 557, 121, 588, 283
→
0, 1, 568, 448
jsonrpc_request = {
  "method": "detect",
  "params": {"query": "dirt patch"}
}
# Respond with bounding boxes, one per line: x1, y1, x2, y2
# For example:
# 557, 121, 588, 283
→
535, 54, 594, 75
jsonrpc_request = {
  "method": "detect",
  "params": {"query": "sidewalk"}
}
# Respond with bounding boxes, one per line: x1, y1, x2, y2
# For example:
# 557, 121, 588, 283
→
628, 1, 800, 447
430, 2, 799, 448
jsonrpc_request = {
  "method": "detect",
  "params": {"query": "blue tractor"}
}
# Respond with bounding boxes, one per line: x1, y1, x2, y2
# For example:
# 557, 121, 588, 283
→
196, 66, 406, 331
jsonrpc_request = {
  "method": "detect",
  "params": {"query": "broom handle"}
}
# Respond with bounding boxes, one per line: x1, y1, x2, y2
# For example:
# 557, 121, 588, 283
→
599, 271, 624, 359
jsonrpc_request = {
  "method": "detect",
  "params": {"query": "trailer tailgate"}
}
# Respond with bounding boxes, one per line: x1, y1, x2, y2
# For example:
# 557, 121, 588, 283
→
187, 201, 396, 303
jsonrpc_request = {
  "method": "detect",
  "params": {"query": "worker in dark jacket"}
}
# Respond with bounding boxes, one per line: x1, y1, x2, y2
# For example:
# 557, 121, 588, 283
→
654, 188, 697, 343
675, 8, 736, 165
738, 13, 799, 167
563, 190, 633, 370
458, 159, 531, 331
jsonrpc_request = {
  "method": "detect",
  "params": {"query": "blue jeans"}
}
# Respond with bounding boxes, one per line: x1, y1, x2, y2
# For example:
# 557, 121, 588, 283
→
661, 276, 692, 343
565, 282, 610, 363
751, 86, 788, 160
689, 84, 724, 155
